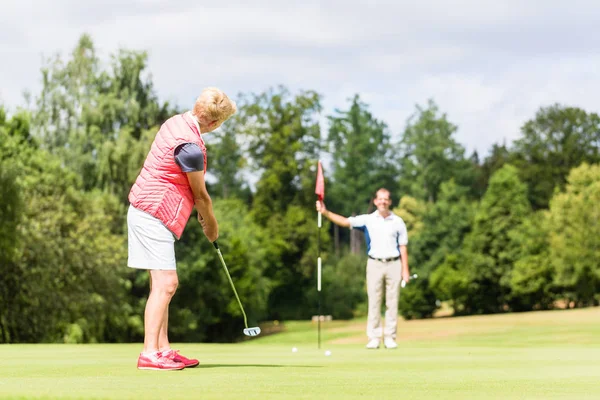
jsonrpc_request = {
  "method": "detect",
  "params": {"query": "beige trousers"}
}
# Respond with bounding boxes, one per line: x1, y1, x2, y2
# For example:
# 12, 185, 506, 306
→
366, 258, 402, 340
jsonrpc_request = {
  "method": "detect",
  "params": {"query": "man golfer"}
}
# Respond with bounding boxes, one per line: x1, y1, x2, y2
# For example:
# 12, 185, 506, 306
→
316, 188, 409, 349
127, 87, 237, 370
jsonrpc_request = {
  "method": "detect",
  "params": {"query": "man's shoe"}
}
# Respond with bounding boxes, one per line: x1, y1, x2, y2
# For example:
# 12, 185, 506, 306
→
366, 339, 380, 349
162, 349, 200, 368
137, 352, 185, 371
384, 337, 398, 349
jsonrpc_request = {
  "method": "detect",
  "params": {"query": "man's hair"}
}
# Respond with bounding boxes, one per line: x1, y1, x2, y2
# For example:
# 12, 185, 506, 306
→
193, 87, 237, 123
375, 188, 391, 200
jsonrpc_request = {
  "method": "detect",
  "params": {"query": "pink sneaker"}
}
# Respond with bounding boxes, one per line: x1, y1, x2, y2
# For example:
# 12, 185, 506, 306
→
162, 349, 200, 368
137, 352, 185, 371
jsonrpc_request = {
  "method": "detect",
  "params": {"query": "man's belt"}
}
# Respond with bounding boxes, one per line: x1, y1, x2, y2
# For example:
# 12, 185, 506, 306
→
368, 255, 400, 263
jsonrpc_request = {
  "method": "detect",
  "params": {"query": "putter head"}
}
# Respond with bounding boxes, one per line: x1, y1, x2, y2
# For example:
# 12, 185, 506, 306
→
243, 327, 261, 337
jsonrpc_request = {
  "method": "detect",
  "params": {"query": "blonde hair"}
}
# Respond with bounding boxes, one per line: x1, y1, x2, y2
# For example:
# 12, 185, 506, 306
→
193, 87, 237, 123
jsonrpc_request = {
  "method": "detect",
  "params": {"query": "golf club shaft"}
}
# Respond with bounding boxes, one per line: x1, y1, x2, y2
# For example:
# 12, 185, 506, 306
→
214, 243, 249, 329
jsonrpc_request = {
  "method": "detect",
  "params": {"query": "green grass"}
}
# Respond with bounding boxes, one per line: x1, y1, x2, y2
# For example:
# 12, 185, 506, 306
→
2, 307, 600, 399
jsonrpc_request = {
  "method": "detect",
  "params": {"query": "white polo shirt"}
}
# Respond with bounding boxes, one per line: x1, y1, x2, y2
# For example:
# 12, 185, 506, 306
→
348, 211, 408, 259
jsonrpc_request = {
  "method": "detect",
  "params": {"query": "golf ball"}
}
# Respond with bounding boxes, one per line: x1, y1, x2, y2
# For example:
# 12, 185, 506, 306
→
292, 347, 298, 353
324, 350, 331, 356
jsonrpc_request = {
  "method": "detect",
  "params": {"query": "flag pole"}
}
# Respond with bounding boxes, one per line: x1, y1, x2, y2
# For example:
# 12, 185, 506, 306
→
317, 207, 322, 349
315, 159, 325, 350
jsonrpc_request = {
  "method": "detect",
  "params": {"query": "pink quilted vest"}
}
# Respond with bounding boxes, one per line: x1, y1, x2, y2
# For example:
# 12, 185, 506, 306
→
128, 112, 207, 239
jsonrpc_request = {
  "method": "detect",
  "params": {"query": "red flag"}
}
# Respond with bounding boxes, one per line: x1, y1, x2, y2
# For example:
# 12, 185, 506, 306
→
315, 160, 325, 201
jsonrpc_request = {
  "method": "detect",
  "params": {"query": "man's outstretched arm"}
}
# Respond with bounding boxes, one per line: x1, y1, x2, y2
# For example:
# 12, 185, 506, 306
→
316, 201, 351, 228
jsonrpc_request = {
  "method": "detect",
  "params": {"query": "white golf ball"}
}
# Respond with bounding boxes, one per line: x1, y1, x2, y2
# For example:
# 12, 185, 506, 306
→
292, 347, 298, 353
324, 350, 331, 356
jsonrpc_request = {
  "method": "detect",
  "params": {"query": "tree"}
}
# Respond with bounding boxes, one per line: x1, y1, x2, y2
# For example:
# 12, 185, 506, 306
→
508, 211, 554, 311
327, 95, 399, 217
0, 110, 26, 342
472, 143, 510, 199
547, 163, 600, 306
32, 34, 175, 201
309, 253, 367, 319
400, 181, 474, 318
169, 198, 271, 342
429, 253, 470, 314
205, 112, 251, 202
511, 105, 600, 209
457, 164, 531, 314
406, 180, 474, 277
240, 86, 321, 225
392, 196, 428, 239
398, 100, 476, 203
234, 86, 325, 320
0, 117, 132, 343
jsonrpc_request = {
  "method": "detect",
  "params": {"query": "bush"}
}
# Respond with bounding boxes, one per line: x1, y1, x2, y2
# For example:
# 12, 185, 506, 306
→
307, 253, 367, 320
398, 278, 437, 320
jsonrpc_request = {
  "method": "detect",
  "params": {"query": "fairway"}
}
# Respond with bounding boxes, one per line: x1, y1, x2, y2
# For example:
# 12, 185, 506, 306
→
1, 307, 599, 400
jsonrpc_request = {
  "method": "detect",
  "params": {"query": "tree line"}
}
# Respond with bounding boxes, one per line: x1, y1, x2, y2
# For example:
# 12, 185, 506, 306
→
1, 35, 598, 343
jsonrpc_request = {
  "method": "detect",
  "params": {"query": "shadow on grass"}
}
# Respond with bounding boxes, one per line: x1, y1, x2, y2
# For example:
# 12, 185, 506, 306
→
197, 364, 322, 369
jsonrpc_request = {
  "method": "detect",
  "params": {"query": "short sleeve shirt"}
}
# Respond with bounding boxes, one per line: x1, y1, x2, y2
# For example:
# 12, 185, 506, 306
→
174, 143, 204, 172
348, 211, 408, 259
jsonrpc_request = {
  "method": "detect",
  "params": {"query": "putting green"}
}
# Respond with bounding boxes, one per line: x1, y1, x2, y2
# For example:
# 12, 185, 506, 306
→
1, 307, 599, 399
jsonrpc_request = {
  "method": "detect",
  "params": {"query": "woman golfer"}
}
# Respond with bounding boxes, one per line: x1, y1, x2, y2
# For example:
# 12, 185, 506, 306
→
127, 87, 237, 370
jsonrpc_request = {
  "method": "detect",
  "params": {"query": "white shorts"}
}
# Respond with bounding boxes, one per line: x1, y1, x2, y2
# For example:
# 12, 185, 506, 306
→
127, 205, 177, 270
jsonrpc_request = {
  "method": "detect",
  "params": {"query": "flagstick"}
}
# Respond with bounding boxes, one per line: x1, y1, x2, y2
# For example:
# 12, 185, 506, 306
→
317, 210, 322, 349
315, 160, 325, 350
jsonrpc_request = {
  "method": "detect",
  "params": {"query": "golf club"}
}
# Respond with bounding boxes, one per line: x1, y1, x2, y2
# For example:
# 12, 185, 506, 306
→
401, 273, 418, 288
213, 241, 261, 337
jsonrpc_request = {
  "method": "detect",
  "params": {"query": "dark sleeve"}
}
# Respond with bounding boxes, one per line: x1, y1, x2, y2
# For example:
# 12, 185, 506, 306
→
174, 143, 204, 172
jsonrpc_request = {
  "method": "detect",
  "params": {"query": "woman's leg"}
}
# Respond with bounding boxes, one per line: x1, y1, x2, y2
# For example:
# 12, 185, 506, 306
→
143, 270, 178, 353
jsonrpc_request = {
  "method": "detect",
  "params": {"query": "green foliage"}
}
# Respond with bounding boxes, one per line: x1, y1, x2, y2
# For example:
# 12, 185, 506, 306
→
327, 95, 399, 217
508, 212, 554, 311
472, 144, 510, 199
0, 107, 134, 343
240, 86, 322, 225
392, 196, 428, 238
547, 163, 600, 306
309, 253, 367, 319
0, 125, 132, 343
0, 159, 23, 342
206, 112, 251, 201
0, 113, 33, 342
433, 165, 531, 315
398, 277, 438, 319
0, 160, 21, 260
0, 110, 26, 262
168, 198, 271, 342
399, 181, 475, 317
511, 105, 600, 209
462, 164, 531, 313
391, 195, 439, 319
32, 34, 175, 200
228, 87, 325, 320
398, 100, 476, 202
407, 180, 475, 277
264, 205, 327, 320
430, 253, 470, 311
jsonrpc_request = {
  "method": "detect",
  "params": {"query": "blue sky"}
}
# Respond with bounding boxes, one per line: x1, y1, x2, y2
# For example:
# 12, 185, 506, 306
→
1, 0, 599, 156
